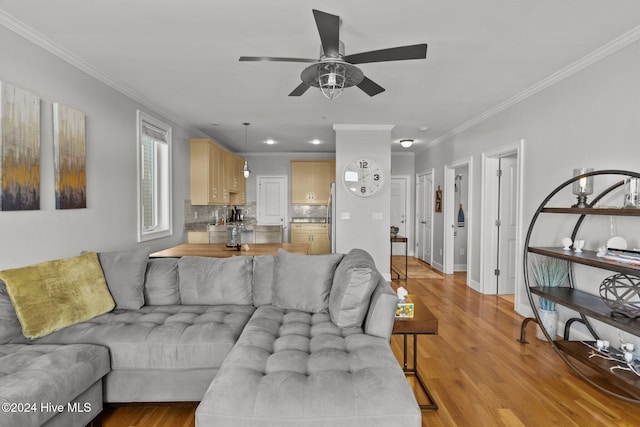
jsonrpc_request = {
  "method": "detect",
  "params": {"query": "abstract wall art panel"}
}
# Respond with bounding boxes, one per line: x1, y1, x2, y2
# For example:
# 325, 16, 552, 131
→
0, 81, 41, 211
53, 103, 86, 209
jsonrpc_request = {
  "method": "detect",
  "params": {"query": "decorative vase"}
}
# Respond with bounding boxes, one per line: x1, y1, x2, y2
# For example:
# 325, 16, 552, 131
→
536, 308, 558, 341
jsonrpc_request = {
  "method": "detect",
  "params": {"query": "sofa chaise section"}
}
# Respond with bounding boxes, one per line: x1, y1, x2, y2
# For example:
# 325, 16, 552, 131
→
0, 343, 109, 427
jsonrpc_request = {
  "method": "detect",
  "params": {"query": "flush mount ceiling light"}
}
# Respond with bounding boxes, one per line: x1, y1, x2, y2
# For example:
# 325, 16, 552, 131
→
399, 139, 414, 148
264, 139, 277, 145
242, 122, 252, 178
310, 139, 324, 145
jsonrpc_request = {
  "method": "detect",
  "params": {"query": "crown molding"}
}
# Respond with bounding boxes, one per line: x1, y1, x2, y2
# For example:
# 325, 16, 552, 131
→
422, 24, 640, 151
0, 9, 209, 139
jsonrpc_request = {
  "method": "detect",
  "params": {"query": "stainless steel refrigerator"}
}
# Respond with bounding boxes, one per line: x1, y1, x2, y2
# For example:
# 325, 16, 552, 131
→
327, 182, 336, 253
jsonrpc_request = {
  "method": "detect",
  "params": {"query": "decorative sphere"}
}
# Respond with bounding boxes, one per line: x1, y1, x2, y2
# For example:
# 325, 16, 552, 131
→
599, 273, 640, 317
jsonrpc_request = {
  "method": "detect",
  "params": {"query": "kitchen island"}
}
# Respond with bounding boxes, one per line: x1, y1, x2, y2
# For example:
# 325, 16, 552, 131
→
150, 243, 309, 258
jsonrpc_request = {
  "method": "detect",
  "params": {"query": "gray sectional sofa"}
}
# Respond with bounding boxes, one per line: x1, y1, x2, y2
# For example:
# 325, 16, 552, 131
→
0, 248, 421, 426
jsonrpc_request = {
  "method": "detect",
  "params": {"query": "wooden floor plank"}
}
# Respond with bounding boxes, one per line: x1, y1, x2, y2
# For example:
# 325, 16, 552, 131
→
102, 266, 640, 426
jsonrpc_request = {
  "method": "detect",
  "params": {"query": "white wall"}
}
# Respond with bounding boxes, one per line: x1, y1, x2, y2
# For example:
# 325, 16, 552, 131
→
415, 37, 640, 347
0, 26, 193, 269
334, 125, 393, 278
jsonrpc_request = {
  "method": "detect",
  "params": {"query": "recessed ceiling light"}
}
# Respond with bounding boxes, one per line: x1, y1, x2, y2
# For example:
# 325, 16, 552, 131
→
310, 139, 323, 145
419, 126, 429, 132
264, 139, 277, 145
210, 122, 220, 126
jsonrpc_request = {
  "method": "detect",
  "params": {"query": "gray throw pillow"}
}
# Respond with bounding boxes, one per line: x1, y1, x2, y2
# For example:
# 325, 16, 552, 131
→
178, 256, 253, 305
144, 258, 180, 305
98, 249, 149, 310
329, 248, 379, 328
272, 249, 343, 314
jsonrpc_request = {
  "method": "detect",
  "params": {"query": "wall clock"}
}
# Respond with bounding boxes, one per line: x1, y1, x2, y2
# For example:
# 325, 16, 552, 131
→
342, 158, 385, 197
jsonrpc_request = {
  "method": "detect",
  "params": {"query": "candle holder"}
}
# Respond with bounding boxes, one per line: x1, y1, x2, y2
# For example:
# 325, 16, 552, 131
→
571, 168, 594, 208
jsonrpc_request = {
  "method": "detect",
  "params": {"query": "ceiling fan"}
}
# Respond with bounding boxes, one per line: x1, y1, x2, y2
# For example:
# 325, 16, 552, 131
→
239, 9, 428, 99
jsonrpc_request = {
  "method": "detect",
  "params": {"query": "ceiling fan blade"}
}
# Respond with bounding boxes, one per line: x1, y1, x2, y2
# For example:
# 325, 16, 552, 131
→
239, 56, 317, 63
312, 9, 340, 58
357, 77, 385, 97
289, 82, 311, 96
343, 44, 428, 64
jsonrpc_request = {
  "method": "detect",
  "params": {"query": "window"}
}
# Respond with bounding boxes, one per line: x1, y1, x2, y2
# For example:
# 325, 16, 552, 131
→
137, 110, 172, 242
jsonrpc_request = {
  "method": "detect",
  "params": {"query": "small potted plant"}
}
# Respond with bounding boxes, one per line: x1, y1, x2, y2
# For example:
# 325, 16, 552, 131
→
530, 255, 569, 340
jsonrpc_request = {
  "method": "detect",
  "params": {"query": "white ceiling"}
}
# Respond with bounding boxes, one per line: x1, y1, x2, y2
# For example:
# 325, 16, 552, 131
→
1, 0, 640, 153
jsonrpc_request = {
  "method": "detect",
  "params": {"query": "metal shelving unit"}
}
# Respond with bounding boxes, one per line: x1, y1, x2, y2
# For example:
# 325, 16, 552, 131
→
521, 169, 640, 404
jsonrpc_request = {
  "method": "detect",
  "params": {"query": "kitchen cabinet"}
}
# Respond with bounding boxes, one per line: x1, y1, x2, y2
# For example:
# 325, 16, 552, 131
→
190, 139, 246, 205
290, 223, 330, 254
291, 160, 335, 205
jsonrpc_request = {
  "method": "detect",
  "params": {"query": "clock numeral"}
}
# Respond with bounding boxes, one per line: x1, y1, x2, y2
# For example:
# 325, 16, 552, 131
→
360, 186, 367, 194
359, 161, 368, 169
373, 173, 380, 181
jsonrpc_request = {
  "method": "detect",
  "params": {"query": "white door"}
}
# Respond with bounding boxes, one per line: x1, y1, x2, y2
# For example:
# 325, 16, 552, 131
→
391, 177, 408, 254
497, 156, 518, 294
416, 173, 432, 264
257, 175, 287, 231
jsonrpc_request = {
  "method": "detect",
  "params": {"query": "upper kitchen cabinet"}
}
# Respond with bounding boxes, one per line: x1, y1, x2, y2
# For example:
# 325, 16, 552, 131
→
291, 160, 336, 205
190, 139, 246, 205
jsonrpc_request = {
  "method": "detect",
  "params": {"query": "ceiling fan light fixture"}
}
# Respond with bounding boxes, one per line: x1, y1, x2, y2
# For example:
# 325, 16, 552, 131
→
400, 139, 414, 148
318, 62, 346, 99
301, 60, 364, 100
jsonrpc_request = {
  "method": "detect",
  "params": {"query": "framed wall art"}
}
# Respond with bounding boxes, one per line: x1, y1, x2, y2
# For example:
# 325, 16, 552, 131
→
0, 81, 41, 211
53, 103, 86, 209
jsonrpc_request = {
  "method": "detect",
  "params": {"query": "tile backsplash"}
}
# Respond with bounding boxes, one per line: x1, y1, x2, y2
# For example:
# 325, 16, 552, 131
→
184, 201, 257, 225
292, 205, 327, 218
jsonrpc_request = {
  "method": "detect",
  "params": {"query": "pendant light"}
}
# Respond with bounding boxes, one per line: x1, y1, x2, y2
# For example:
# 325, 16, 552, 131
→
242, 122, 252, 178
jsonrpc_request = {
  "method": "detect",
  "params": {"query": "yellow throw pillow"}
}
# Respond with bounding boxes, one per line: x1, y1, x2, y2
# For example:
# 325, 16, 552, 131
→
0, 252, 115, 338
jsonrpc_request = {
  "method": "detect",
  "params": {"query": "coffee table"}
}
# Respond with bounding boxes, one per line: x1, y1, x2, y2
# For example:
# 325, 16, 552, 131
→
392, 296, 439, 410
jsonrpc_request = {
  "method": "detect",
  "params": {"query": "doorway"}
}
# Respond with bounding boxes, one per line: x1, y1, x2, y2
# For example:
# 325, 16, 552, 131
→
444, 158, 473, 280
480, 140, 524, 303
415, 171, 433, 265
391, 175, 411, 255
256, 175, 288, 231
453, 166, 468, 272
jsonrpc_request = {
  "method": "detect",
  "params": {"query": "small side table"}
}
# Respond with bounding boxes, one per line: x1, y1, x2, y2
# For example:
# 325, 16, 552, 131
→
390, 235, 408, 281
392, 296, 439, 410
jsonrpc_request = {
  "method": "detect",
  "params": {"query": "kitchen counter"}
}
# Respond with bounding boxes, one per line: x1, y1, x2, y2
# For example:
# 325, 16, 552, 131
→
150, 243, 309, 258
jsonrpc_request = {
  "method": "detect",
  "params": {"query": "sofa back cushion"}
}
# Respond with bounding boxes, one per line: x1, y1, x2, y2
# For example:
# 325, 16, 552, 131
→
0, 281, 22, 344
144, 258, 180, 305
98, 249, 149, 310
0, 252, 115, 339
272, 249, 343, 313
178, 256, 253, 305
329, 248, 379, 329
252, 255, 276, 307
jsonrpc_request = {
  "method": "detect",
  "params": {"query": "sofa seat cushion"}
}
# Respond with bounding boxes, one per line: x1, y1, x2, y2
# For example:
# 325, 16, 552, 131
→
0, 343, 109, 427
196, 305, 421, 427
15, 305, 255, 370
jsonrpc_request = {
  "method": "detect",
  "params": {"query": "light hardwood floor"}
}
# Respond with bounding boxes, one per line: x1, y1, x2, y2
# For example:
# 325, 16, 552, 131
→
102, 265, 640, 427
